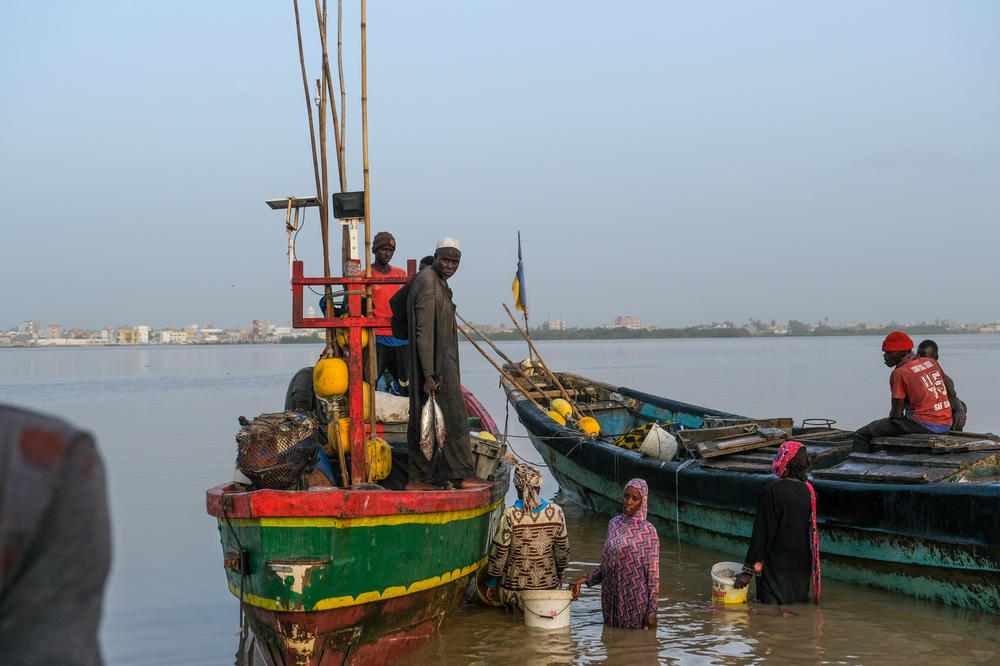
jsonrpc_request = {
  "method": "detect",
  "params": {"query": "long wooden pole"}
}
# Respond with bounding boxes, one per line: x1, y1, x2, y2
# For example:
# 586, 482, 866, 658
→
503, 303, 583, 418
292, 0, 333, 348
360, 0, 378, 457
337, 0, 346, 189
314, 0, 345, 191
328, 403, 349, 486
458, 328, 549, 415
456, 313, 551, 399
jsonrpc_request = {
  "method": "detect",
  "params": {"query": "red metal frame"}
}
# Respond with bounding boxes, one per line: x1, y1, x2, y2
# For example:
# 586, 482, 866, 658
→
290, 259, 414, 484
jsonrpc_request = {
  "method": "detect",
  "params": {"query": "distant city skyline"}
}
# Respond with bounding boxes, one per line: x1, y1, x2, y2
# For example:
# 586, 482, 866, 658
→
6, 312, 1000, 343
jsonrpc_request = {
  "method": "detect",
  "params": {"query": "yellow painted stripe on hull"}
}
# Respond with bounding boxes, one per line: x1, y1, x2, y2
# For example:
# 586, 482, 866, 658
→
225, 499, 499, 529
227, 556, 487, 612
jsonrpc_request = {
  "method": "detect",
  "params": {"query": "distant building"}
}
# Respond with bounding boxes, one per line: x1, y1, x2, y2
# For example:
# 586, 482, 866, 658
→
47, 325, 61, 339
251, 319, 277, 343
614, 316, 641, 330
23, 321, 40, 337
160, 330, 188, 344
543, 318, 565, 331
136, 325, 150, 344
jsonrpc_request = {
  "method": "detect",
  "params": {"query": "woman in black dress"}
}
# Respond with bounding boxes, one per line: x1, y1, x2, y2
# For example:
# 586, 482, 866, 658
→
735, 440, 820, 604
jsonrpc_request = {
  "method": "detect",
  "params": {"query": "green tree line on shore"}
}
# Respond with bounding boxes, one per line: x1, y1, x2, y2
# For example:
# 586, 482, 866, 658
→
282, 322, 957, 344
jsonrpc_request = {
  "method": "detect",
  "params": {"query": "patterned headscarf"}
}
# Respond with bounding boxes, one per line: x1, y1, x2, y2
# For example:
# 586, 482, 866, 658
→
513, 463, 543, 512
624, 478, 649, 522
771, 441, 821, 603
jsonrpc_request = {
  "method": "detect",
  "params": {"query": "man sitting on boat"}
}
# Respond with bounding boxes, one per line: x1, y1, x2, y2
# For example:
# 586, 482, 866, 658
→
853, 331, 952, 453
917, 339, 967, 431
405, 238, 490, 490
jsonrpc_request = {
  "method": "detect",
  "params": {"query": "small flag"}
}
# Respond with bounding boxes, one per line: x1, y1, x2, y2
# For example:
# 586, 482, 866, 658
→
512, 231, 527, 312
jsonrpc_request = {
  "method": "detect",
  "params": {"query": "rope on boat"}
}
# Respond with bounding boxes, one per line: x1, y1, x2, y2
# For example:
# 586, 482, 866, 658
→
673, 459, 695, 546
221, 497, 253, 665
503, 396, 549, 467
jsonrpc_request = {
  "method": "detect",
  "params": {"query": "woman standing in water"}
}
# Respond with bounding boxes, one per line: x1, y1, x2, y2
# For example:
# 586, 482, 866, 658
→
485, 463, 570, 606
569, 478, 659, 629
734, 440, 821, 604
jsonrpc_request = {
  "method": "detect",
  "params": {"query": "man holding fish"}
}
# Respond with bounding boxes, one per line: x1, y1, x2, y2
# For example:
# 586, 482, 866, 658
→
405, 238, 490, 490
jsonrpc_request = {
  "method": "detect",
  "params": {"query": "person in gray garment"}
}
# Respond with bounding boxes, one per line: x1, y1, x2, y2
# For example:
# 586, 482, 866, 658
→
404, 238, 490, 491
0, 404, 111, 665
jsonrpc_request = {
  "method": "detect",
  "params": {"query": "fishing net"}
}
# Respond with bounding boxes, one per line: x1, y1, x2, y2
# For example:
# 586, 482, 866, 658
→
235, 411, 318, 490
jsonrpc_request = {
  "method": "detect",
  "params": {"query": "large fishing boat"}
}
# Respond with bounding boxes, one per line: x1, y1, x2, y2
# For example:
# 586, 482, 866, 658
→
500, 362, 1000, 615
205, 4, 510, 664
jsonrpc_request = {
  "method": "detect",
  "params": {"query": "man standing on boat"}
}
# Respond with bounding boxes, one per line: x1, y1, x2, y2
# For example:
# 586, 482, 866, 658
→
917, 339, 967, 431
370, 231, 410, 395
853, 331, 952, 453
404, 238, 489, 490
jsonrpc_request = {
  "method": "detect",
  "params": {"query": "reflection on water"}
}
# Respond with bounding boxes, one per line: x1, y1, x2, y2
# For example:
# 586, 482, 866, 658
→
0, 337, 998, 664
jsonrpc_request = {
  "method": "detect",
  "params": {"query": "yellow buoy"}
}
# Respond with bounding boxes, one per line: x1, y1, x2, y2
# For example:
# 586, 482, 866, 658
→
546, 410, 567, 426
579, 416, 600, 437
336, 328, 370, 349
314, 358, 349, 396
363, 383, 372, 419
478, 432, 498, 442
331, 418, 351, 454
366, 437, 392, 481
550, 398, 573, 418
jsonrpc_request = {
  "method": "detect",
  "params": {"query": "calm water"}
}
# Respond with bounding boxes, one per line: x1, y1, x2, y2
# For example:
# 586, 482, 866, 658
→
1, 336, 998, 664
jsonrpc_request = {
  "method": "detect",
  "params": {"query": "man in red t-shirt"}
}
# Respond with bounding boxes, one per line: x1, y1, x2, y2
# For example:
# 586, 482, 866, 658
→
853, 331, 953, 452
371, 231, 411, 394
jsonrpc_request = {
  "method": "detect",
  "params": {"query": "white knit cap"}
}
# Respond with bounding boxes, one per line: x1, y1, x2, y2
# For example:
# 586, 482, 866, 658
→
436, 237, 462, 252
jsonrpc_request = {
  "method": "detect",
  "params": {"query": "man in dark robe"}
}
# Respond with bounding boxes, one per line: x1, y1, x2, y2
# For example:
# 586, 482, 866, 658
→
404, 238, 489, 490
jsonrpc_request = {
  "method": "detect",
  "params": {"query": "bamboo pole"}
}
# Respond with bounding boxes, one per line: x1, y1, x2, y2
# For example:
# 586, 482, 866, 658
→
336, 0, 349, 269
337, 0, 346, 188
328, 403, 349, 487
292, 0, 334, 349
455, 313, 550, 399
314, 0, 345, 191
360, 0, 378, 458
458, 328, 549, 415
503, 303, 583, 419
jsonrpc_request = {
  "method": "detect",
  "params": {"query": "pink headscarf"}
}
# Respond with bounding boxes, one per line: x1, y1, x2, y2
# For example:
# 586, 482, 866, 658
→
624, 478, 648, 522
772, 441, 821, 603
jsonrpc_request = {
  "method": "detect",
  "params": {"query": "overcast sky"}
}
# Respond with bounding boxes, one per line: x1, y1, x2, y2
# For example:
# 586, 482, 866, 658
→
2, 1, 998, 331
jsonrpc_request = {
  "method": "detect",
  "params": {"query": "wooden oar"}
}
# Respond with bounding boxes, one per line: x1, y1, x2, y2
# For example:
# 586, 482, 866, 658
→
456, 313, 551, 400
503, 303, 583, 419
458, 327, 549, 415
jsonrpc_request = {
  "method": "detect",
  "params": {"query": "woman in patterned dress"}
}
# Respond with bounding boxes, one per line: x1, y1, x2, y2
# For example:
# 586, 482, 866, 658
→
484, 464, 570, 607
569, 478, 659, 629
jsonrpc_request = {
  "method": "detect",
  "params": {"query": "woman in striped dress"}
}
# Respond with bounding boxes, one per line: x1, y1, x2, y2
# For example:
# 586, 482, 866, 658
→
569, 478, 660, 629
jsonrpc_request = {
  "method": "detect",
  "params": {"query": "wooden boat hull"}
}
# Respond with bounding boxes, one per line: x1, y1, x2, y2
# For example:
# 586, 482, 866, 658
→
503, 376, 1000, 614
207, 480, 507, 665
207, 387, 508, 664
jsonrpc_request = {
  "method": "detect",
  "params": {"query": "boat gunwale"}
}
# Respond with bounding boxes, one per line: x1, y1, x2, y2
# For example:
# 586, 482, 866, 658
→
206, 470, 508, 520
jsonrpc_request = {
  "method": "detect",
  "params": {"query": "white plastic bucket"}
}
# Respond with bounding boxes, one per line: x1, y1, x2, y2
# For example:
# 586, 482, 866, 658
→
711, 561, 749, 604
518, 589, 573, 629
